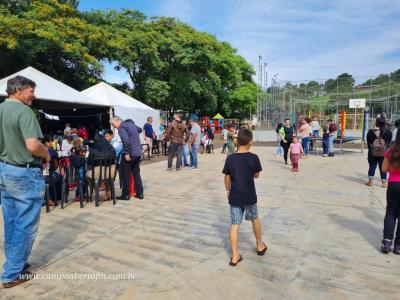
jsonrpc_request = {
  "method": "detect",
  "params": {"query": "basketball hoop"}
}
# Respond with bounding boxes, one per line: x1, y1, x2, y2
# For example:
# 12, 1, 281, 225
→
349, 99, 366, 109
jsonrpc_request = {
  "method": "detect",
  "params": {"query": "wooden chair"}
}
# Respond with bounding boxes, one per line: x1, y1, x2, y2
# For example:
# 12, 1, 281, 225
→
87, 156, 117, 207
44, 172, 57, 213
160, 140, 169, 155
61, 156, 86, 209
141, 144, 151, 160
206, 139, 214, 154
44, 157, 64, 213
152, 139, 160, 155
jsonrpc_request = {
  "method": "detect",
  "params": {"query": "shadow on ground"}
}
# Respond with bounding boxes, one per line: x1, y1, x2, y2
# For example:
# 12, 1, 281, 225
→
331, 213, 382, 251
31, 212, 91, 269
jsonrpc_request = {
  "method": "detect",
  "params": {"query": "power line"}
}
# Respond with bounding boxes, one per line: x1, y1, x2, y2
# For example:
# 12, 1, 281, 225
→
268, 61, 400, 69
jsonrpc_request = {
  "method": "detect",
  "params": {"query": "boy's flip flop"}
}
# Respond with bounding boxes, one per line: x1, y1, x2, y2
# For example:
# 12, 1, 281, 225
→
257, 243, 268, 256
229, 255, 243, 266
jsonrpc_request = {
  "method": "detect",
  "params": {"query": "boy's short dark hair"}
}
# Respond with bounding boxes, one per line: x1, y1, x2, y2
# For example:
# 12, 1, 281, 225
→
105, 129, 114, 136
237, 128, 253, 146
376, 117, 386, 128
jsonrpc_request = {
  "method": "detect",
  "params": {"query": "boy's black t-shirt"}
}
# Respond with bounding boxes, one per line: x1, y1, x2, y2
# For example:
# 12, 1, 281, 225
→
222, 152, 262, 207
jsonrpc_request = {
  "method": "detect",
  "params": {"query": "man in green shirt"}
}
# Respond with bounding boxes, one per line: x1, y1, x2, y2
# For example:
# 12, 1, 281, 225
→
0, 75, 50, 288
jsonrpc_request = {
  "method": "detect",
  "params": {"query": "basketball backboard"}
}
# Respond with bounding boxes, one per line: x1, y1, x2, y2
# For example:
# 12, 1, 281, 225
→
349, 99, 366, 109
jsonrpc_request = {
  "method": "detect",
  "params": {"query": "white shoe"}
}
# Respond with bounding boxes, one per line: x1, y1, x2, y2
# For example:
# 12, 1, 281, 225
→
189, 167, 198, 171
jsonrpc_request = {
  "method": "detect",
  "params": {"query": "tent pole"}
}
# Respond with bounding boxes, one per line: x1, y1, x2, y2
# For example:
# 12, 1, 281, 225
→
109, 106, 115, 132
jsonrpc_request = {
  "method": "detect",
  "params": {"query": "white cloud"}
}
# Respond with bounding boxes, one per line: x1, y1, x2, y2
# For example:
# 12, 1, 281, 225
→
220, 0, 400, 83
101, 0, 400, 84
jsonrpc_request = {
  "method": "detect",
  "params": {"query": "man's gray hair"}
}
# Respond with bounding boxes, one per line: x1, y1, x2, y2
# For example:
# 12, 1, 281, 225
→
110, 116, 123, 123
6, 76, 36, 96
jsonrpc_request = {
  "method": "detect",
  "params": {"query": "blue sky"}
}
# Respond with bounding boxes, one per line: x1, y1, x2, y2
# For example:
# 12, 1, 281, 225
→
79, 0, 400, 85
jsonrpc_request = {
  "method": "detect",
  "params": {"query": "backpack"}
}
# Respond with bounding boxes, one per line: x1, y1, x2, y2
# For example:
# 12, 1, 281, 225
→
371, 133, 386, 157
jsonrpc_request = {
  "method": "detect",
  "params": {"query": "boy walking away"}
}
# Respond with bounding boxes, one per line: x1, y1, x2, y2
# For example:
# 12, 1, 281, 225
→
381, 129, 400, 254
322, 127, 329, 157
289, 136, 303, 172
222, 128, 267, 266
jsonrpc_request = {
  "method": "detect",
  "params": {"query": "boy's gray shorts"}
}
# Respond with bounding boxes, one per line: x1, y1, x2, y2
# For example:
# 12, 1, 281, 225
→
230, 204, 258, 225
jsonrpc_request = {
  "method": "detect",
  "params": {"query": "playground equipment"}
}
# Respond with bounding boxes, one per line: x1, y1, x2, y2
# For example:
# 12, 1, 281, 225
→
213, 113, 224, 133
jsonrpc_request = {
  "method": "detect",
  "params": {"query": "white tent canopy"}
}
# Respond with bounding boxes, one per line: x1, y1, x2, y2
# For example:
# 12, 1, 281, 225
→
82, 82, 160, 136
0, 66, 109, 107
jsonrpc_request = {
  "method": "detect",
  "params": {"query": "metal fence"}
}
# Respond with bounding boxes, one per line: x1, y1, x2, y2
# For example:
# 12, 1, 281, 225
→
256, 77, 400, 131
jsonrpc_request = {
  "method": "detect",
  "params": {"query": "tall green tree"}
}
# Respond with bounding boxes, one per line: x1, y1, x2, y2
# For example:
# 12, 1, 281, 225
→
0, 0, 106, 89
84, 10, 256, 117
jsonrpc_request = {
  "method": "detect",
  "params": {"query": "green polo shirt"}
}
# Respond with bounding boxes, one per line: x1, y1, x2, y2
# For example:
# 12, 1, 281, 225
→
0, 98, 43, 165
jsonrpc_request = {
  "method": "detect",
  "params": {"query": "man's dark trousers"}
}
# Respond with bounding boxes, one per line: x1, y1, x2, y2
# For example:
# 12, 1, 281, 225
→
168, 143, 183, 170
120, 157, 130, 197
130, 156, 143, 196
120, 156, 143, 197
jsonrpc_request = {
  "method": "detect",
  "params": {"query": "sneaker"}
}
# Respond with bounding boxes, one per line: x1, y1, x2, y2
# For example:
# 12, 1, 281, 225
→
322, 154, 328, 157
328, 153, 334, 157
176, 168, 181, 172
189, 167, 198, 171
381, 239, 392, 253
166, 168, 172, 171
393, 244, 400, 255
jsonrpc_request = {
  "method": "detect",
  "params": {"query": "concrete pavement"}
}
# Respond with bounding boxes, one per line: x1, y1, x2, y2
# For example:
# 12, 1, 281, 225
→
0, 147, 399, 300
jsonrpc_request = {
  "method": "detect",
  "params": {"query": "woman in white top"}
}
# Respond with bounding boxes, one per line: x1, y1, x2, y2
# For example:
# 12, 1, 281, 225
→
311, 116, 321, 137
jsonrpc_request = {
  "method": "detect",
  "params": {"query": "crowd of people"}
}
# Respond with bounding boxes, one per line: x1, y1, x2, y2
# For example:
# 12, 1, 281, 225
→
275, 114, 400, 255
275, 117, 338, 172
1, 75, 400, 288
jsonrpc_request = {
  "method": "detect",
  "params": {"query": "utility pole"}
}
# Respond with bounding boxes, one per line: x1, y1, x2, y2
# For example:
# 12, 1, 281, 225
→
290, 86, 293, 123
257, 55, 263, 140
304, 84, 307, 117
264, 63, 268, 125
273, 74, 279, 124
336, 78, 339, 121
319, 80, 323, 119
388, 76, 391, 118
264, 63, 268, 90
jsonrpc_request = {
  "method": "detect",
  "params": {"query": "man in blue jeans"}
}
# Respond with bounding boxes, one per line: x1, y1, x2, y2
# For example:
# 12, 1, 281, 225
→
0, 76, 50, 288
189, 119, 201, 170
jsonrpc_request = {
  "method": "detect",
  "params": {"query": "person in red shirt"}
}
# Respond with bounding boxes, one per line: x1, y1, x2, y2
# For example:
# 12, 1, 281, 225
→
381, 129, 400, 254
77, 126, 89, 140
